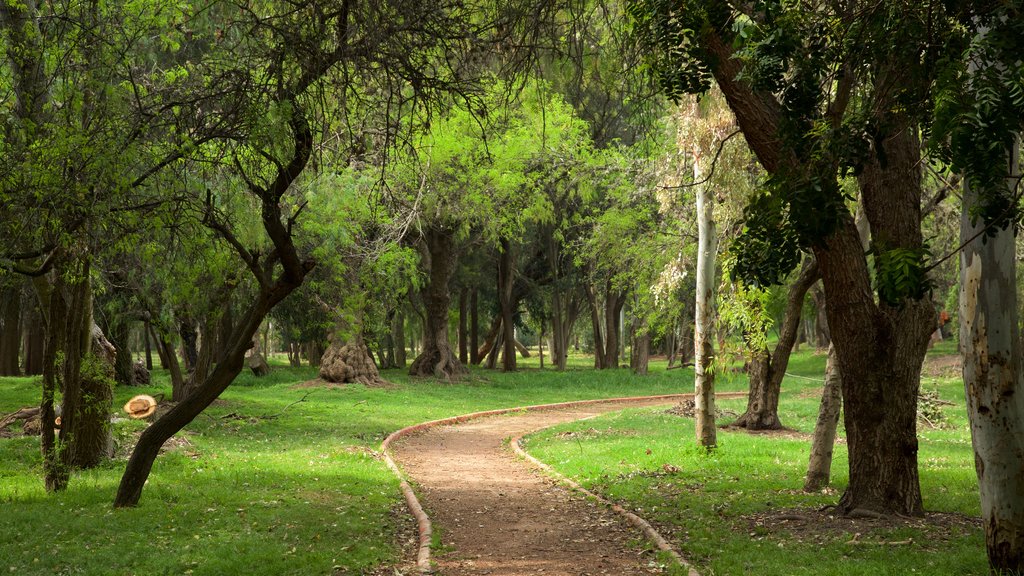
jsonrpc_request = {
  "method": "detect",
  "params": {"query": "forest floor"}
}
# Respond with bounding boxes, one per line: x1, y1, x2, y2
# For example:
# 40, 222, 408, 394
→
390, 399, 692, 575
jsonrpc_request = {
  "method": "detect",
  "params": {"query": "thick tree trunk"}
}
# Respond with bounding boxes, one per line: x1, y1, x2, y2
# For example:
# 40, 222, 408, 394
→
815, 130, 933, 516
960, 144, 1024, 572
458, 287, 468, 365
632, 330, 650, 376
469, 289, 479, 365
179, 318, 199, 373
109, 318, 134, 387
701, 27, 934, 516
733, 258, 819, 430
805, 344, 843, 492
408, 225, 466, 378
35, 257, 114, 488
694, 161, 718, 449
603, 282, 625, 369
499, 239, 517, 372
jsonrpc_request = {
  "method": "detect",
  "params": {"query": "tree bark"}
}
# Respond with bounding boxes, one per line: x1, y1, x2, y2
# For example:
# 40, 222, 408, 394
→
469, 288, 479, 364
733, 258, 819, 430
498, 238, 517, 372
458, 287, 468, 365
0, 284, 22, 375
694, 157, 718, 449
393, 308, 406, 368
602, 282, 625, 369
960, 141, 1024, 572
143, 319, 153, 371
804, 344, 843, 492
23, 306, 44, 375
632, 330, 650, 376
584, 282, 606, 369
109, 318, 134, 387
179, 317, 199, 373
408, 225, 466, 378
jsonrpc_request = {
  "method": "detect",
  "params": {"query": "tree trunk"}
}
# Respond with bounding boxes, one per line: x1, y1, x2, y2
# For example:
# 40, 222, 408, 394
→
393, 308, 406, 368
148, 322, 169, 369
23, 305, 44, 375
143, 319, 153, 371
694, 160, 718, 449
458, 287, 468, 365
960, 141, 1024, 572
476, 315, 502, 363
469, 288, 479, 365
35, 256, 114, 488
109, 318, 134, 387
633, 330, 650, 376
602, 282, 625, 369
805, 344, 843, 492
408, 225, 466, 378
179, 317, 199, 373
499, 238, 516, 372
733, 258, 820, 430
161, 332, 187, 402
812, 285, 830, 350
817, 141, 933, 516
0, 284, 22, 376
584, 283, 606, 369
538, 319, 545, 369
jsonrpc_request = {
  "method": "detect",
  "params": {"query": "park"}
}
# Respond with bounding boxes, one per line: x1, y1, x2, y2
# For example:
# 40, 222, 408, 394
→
0, 1, 1021, 574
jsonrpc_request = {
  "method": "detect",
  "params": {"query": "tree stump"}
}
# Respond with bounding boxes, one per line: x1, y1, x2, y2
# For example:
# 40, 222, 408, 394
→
247, 352, 271, 377
319, 340, 388, 387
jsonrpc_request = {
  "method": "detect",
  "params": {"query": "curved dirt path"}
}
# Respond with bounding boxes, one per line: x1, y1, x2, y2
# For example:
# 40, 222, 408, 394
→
390, 398, 691, 575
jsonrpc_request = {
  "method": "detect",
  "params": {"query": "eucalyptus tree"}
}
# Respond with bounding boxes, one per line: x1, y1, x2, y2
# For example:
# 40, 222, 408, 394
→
630, 0, 966, 516
929, 4, 1024, 570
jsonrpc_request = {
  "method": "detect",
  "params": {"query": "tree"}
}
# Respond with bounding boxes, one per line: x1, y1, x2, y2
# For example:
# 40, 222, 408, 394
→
114, 0, 494, 506
630, 0, 965, 516
931, 6, 1024, 570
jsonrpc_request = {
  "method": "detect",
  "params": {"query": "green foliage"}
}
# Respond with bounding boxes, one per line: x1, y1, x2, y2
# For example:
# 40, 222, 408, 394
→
873, 246, 934, 306
928, 4, 1024, 233
729, 191, 801, 287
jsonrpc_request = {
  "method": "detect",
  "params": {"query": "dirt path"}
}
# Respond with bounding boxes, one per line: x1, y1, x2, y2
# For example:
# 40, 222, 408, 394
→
390, 399, 682, 575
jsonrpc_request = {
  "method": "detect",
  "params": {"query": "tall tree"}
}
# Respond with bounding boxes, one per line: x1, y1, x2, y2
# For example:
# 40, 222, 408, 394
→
630, 0, 964, 516
931, 6, 1024, 570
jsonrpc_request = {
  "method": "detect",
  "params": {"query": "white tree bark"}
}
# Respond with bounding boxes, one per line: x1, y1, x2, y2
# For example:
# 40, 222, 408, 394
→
960, 138, 1024, 570
694, 155, 718, 449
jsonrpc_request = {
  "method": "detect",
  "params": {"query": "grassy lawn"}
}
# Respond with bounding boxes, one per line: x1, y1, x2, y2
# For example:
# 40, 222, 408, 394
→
523, 340, 986, 575
0, 341, 983, 575
0, 353, 700, 575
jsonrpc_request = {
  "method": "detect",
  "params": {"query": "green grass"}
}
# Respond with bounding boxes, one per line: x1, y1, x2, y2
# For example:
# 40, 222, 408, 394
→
0, 342, 983, 575
0, 354, 700, 575
522, 340, 986, 575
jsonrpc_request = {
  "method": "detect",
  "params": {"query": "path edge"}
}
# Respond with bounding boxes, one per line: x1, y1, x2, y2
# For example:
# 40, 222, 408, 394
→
380, 392, 734, 574
511, 426, 704, 576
